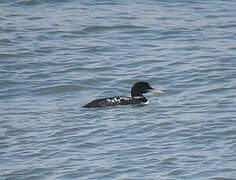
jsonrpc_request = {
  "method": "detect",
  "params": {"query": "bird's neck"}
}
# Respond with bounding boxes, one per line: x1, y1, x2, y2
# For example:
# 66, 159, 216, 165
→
132, 95, 144, 99
132, 95, 148, 103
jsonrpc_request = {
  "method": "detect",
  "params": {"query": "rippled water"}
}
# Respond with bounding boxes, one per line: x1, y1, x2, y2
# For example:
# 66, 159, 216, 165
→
1, 0, 236, 179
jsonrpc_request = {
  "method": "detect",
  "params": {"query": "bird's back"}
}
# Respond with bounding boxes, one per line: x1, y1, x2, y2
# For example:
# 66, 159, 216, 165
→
83, 96, 136, 108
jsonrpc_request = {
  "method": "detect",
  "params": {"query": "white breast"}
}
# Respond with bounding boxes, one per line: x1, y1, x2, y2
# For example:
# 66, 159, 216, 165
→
142, 101, 149, 104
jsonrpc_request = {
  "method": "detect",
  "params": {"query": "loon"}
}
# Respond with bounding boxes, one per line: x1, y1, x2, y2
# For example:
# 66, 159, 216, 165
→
83, 81, 164, 108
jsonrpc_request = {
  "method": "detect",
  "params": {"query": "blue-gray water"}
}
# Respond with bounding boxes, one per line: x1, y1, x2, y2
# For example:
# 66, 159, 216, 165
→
1, 0, 236, 179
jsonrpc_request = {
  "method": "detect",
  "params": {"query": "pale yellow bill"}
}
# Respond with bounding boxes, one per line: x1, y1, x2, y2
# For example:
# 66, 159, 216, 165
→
147, 89, 164, 93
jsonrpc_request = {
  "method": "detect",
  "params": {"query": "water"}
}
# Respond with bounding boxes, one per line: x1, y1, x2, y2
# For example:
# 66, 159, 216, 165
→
1, 0, 236, 179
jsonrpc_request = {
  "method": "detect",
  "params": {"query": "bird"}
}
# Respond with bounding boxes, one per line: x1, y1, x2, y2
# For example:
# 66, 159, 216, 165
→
82, 81, 164, 108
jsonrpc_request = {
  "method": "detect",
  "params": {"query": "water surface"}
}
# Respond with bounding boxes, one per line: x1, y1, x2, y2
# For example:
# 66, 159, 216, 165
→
0, 0, 236, 179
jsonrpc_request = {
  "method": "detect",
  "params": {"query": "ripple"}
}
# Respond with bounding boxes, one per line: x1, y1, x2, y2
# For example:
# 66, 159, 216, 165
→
1, 0, 236, 179
82, 25, 147, 33
32, 84, 87, 95
200, 87, 233, 94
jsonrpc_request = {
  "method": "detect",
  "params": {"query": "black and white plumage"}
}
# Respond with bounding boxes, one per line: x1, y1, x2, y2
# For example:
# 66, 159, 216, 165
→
83, 82, 164, 108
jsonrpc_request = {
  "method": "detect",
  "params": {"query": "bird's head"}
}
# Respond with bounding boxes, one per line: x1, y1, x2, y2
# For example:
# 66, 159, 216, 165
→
131, 81, 164, 97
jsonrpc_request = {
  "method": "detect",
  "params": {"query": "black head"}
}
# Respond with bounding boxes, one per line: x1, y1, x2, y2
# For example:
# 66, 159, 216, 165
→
131, 82, 153, 97
131, 81, 164, 97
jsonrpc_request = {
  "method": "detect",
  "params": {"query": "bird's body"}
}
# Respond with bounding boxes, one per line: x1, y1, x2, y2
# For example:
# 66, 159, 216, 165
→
83, 82, 164, 108
83, 96, 148, 108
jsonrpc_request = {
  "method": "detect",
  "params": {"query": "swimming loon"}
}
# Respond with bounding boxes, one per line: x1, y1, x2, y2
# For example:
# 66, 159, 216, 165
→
83, 81, 164, 108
